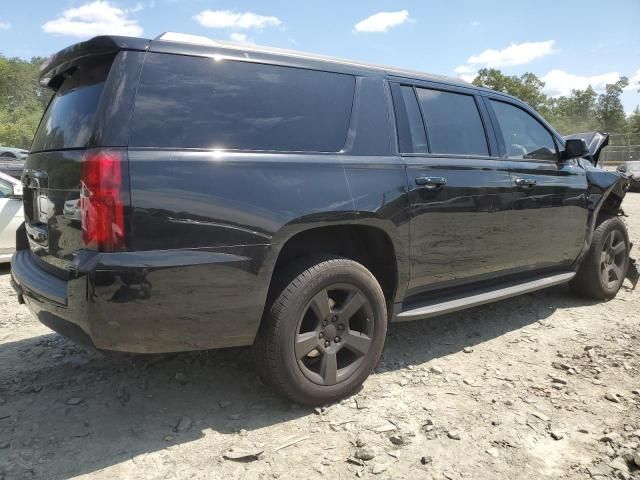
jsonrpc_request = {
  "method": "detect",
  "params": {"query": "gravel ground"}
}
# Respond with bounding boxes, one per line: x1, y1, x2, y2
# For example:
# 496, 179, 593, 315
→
0, 193, 639, 480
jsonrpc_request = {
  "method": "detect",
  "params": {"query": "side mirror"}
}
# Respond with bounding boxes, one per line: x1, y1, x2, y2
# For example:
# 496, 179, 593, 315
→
563, 138, 588, 160
617, 165, 627, 173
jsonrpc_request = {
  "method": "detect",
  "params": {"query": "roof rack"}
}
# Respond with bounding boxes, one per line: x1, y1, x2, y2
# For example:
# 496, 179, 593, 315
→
154, 32, 466, 86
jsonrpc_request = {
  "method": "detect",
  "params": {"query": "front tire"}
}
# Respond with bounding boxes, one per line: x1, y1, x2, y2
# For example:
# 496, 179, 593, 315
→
570, 216, 630, 300
254, 256, 387, 405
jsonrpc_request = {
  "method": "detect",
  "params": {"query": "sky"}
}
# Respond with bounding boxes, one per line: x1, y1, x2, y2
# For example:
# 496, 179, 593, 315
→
1, 0, 639, 113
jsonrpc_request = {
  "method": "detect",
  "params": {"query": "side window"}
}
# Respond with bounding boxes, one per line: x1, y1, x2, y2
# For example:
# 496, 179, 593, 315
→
416, 88, 489, 156
490, 100, 557, 161
0, 179, 12, 197
397, 86, 428, 153
131, 54, 355, 152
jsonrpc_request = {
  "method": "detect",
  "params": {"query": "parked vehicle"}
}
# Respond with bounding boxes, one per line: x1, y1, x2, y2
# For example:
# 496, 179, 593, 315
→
0, 171, 23, 263
617, 161, 640, 191
0, 147, 28, 179
0, 157, 24, 180
62, 192, 81, 223
10, 33, 637, 405
0, 146, 28, 160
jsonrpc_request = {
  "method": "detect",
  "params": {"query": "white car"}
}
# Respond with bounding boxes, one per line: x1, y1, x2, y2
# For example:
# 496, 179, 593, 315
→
0, 171, 24, 263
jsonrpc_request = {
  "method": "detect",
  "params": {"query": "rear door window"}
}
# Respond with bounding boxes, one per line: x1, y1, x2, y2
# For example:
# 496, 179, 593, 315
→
130, 53, 355, 152
416, 88, 489, 156
490, 100, 557, 161
31, 57, 113, 152
390, 84, 429, 154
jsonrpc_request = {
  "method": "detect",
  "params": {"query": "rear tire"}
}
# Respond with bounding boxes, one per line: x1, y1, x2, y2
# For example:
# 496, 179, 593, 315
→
570, 216, 630, 300
253, 256, 387, 405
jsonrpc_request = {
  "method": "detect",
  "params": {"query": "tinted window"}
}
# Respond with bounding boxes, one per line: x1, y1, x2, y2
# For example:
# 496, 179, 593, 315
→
490, 100, 557, 161
131, 54, 355, 152
397, 85, 428, 153
0, 178, 12, 197
31, 58, 112, 152
416, 88, 488, 156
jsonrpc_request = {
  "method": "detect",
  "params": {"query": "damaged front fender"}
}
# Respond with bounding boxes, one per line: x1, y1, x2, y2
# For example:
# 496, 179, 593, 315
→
575, 158, 636, 288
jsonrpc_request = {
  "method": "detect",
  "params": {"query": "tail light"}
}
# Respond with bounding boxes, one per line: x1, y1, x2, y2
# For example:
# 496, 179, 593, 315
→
80, 150, 125, 251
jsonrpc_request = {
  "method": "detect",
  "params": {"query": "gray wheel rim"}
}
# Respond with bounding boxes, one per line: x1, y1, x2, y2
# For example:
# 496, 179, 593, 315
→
295, 283, 374, 386
600, 230, 626, 289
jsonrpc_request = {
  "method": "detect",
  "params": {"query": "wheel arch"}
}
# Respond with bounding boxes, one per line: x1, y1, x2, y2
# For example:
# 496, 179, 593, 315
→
263, 220, 407, 309
574, 167, 630, 268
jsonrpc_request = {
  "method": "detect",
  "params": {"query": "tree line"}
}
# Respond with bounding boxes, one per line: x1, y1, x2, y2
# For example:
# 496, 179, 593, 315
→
1, 55, 639, 149
473, 68, 640, 145
0, 55, 51, 149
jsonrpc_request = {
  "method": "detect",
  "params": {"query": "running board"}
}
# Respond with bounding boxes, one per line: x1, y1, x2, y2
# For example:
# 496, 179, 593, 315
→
395, 272, 575, 322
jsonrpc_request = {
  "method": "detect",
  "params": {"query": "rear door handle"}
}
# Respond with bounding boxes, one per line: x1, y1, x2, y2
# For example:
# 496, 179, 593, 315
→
415, 176, 447, 189
515, 178, 536, 188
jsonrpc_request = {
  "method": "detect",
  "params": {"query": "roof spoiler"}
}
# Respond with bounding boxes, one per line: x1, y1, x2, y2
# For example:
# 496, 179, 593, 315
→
562, 131, 609, 166
39, 35, 150, 89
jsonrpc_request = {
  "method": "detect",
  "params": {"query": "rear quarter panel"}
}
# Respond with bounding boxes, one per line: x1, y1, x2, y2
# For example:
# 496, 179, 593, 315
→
123, 151, 358, 350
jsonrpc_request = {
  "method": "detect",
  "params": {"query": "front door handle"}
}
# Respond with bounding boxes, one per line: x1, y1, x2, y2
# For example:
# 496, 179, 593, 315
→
515, 178, 536, 188
415, 176, 447, 189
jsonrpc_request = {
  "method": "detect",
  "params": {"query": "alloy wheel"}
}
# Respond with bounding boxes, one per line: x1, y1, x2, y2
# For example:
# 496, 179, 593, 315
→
600, 229, 627, 289
294, 283, 374, 386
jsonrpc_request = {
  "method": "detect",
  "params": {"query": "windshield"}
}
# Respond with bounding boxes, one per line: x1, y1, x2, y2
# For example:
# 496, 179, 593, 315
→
627, 163, 640, 173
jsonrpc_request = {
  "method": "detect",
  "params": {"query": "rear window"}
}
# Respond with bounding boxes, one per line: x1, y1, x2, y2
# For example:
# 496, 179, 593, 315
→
31, 57, 112, 152
416, 88, 489, 156
130, 53, 355, 152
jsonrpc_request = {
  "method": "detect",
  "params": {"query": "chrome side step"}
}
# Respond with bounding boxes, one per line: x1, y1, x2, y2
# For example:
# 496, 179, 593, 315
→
395, 272, 575, 322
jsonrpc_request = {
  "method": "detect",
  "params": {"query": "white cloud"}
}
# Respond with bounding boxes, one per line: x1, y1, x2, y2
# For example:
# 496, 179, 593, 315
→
454, 64, 476, 74
0, 21, 11, 30
354, 10, 410, 33
194, 10, 281, 30
454, 40, 556, 84
229, 33, 252, 44
468, 40, 556, 68
541, 70, 621, 97
42, 1, 143, 37
459, 73, 477, 83
454, 64, 477, 83
129, 2, 143, 13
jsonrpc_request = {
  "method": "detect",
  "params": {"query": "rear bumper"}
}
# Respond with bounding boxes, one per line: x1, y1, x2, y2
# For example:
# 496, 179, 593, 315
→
11, 249, 67, 304
10, 246, 270, 353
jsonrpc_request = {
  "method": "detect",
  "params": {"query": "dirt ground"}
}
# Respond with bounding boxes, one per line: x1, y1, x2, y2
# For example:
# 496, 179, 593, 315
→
1, 194, 639, 480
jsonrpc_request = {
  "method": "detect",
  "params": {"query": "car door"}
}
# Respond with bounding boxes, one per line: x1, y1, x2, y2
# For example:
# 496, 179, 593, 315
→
486, 97, 588, 271
390, 81, 514, 295
0, 175, 24, 257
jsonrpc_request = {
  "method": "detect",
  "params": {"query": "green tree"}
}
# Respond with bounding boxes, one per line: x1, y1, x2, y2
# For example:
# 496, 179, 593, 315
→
0, 54, 51, 149
595, 76, 629, 133
472, 68, 550, 114
626, 106, 640, 145
472, 68, 631, 136
548, 86, 599, 134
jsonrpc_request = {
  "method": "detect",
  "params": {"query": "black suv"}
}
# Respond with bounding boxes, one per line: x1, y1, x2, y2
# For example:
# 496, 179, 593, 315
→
11, 33, 636, 405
